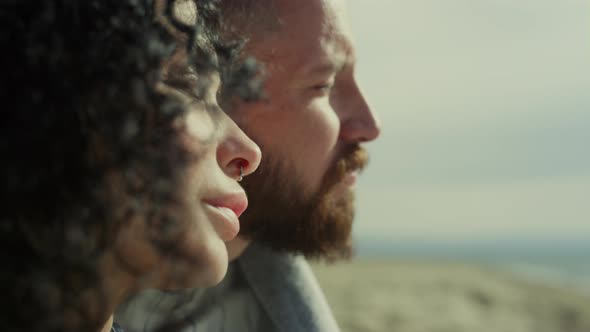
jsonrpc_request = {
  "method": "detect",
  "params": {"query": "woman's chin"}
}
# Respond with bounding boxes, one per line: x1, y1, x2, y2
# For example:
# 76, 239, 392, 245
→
162, 240, 229, 289
194, 248, 229, 288
191, 238, 230, 287
199, 260, 229, 287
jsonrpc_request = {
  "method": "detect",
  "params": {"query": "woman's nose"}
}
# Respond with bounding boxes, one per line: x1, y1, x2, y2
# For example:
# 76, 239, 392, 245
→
217, 115, 262, 181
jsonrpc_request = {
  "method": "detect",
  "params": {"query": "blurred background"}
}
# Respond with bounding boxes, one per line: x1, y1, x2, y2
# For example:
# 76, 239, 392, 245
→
312, 1, 590, 331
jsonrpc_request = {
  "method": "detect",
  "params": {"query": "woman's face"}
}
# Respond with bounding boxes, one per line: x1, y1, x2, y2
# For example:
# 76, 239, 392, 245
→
112, 72, 261, 290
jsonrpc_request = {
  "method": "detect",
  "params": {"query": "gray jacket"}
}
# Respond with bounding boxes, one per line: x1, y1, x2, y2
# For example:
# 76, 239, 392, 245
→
116, 243, 341, 332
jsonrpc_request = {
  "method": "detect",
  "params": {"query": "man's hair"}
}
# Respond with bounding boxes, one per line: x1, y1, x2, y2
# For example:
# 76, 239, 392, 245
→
0, 1, 257, 331
219, 0, 281, 41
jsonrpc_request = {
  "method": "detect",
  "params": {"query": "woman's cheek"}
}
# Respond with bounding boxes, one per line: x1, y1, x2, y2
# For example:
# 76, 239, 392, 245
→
186, 110, 216, 142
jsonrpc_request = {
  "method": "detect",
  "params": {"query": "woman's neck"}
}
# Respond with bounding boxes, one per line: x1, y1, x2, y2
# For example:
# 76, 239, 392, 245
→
93, 250, 140, 332
68, 251, 137, 332
100, 315, 114, 332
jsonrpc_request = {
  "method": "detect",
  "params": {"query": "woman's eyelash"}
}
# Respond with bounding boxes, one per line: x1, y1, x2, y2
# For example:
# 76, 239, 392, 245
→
205, 102, 222, 113
189, 99, 221, 114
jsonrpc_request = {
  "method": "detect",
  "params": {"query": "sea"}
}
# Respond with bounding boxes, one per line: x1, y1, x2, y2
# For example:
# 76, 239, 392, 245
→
355, 237, 590, 294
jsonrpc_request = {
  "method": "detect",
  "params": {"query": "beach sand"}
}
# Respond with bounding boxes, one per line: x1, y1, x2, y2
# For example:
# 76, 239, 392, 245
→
311, 260, 590, 332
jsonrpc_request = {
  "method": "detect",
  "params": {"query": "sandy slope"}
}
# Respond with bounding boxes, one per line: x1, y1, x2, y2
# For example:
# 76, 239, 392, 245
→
311, 260, 590, 332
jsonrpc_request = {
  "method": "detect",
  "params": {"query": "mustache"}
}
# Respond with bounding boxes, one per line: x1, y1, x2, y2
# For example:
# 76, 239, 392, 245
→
335, 144, 368, 175
324, 144, 368, 189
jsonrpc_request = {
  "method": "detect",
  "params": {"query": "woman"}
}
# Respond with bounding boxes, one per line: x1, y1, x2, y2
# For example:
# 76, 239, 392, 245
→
0, 1, 260, 331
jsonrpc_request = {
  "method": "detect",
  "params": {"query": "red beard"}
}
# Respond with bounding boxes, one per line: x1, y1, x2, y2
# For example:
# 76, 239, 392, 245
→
238, 144, 368, 261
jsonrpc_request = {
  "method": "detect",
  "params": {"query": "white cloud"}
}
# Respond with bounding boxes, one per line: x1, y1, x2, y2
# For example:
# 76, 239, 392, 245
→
354, 174, 590, 240
346, 0, 590, 241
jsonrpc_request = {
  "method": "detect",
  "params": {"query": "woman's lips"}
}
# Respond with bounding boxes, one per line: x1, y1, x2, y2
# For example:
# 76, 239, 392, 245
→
203, 192, 248, 242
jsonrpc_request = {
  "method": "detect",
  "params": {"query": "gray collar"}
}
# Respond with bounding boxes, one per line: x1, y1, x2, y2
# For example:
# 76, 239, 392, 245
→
237, 243, 341, 332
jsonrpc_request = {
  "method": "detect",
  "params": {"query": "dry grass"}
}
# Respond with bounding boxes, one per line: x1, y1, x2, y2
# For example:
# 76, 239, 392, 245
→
311, 260, 590, 332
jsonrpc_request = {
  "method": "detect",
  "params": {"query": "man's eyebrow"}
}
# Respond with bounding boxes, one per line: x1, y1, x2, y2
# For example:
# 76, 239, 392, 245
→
310, 62, 337, 75
304, 60, 344, 78
304, 46, 355, 77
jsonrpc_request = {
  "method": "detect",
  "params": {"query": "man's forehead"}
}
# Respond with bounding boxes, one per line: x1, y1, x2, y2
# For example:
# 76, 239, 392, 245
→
252, 0, 355, 76
299, 45, 353, 79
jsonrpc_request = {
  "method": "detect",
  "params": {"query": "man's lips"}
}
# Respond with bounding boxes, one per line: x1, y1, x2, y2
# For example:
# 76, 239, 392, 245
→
342, 170, 358, 187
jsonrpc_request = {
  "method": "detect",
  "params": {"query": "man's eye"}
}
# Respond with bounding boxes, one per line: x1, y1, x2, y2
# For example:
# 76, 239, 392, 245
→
311, 82, 334, 93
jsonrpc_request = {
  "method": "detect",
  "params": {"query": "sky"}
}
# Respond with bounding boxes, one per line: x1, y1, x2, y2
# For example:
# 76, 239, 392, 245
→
347, 0, 590, 246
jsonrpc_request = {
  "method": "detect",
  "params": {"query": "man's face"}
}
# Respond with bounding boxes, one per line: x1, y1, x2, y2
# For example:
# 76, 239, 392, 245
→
228, 0, 380, 259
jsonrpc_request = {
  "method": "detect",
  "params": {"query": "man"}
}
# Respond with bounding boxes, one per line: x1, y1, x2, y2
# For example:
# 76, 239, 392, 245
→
117, 0, 380, 331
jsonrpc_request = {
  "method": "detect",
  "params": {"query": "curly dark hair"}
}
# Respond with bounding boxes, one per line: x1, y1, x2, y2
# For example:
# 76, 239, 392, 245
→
0, 1, 260, 331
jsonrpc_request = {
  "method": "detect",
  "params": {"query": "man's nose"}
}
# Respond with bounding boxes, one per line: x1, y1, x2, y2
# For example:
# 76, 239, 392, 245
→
338, 84, 381, 143
217, 117, 262, 180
